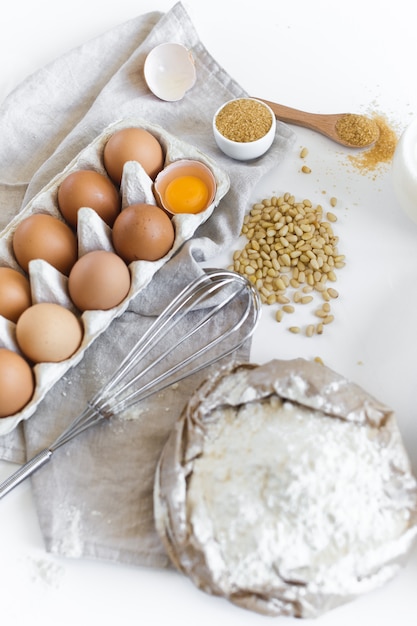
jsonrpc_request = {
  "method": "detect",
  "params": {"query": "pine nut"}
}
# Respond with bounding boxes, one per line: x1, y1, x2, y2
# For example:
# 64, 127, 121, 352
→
322, 290, 331, 302
277, 294, 290, 304
275, 309, 284, 322
275, 278, 287, 291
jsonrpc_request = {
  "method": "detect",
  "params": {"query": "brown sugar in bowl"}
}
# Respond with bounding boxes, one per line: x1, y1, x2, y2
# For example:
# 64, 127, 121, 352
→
213, 97, 276, 161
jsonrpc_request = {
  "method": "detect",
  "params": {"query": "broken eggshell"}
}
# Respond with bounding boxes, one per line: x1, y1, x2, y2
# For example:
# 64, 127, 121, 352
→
144, 43, 196, 102
153, 159, 216, 215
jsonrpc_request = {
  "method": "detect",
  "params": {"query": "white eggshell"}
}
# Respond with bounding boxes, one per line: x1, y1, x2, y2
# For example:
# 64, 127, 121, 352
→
144, 43, 196, 102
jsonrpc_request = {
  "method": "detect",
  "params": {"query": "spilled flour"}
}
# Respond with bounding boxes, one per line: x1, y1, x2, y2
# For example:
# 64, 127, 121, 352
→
28, 556, 64, 588
49, 504, 84, 558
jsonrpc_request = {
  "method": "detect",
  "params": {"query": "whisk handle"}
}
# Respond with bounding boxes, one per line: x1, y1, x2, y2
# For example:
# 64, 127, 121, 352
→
0, 448, 52, 499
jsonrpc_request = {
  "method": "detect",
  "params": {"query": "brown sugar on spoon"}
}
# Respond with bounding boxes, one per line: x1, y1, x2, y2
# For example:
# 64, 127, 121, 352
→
335, 114, 380, 147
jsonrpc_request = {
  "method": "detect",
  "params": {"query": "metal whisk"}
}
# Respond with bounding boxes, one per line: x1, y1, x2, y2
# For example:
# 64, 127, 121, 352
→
0, 268, 261, 498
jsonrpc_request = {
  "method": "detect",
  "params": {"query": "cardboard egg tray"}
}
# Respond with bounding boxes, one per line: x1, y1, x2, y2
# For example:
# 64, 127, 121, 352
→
0, 117, 230, 435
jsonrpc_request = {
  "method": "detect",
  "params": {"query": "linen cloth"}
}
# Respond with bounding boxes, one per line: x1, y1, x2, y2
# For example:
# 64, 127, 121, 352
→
0, 2, 295, 566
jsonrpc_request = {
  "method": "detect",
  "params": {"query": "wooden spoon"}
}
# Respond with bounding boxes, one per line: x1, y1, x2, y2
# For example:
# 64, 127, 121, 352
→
255, 97, 379, 148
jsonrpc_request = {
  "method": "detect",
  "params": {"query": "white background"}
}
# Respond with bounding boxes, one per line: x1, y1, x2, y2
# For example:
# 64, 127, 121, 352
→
1, 1, 417, 624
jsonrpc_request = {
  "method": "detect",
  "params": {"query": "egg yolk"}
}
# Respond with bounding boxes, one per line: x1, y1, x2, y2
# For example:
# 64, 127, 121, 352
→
164, 175, 209, 214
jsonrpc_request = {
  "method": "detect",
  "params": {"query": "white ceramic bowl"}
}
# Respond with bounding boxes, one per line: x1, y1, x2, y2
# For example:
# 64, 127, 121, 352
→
213, 98, 276, 161
392, 117, 417, 224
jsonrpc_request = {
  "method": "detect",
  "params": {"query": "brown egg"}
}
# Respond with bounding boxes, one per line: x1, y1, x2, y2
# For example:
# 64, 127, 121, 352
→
0, 267, 32, 322
103, 127, 164, 184
112, 203, 175, 263
16, 302, 83, 363
57, 169, 121, 228
12, 213, 78, 275
68, 250, 131, 311
0, 348, 34, 418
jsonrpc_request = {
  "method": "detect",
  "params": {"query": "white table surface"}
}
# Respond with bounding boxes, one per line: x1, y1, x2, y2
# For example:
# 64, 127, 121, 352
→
1, 1, 416, 624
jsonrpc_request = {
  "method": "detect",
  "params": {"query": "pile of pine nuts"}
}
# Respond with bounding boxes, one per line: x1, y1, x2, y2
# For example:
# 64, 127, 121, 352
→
231, 191, 345, 337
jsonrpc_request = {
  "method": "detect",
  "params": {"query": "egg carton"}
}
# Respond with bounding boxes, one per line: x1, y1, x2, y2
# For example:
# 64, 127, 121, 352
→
0, 117, 230, 435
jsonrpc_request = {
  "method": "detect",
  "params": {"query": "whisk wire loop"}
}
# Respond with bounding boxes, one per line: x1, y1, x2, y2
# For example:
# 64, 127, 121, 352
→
98, 273, 251, 415
100, 269, 246, 400
106, 289, 255, 414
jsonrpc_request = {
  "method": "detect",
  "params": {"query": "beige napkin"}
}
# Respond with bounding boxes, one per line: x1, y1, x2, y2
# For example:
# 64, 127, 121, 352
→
0, 2, 295, 566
